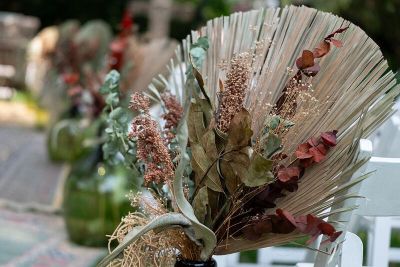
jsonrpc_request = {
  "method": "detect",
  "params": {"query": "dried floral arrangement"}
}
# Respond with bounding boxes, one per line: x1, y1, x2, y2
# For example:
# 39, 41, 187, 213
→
98, 5, 400, 267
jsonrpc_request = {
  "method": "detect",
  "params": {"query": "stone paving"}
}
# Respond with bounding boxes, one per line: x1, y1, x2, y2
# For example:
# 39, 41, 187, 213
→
0, 125, 105, 266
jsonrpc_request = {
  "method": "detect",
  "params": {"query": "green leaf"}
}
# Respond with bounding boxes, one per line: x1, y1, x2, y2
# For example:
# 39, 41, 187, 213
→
100, 70, 120, 94
226, 108, 253, 151
105, 92, 119, 106
192, 186, 209, 224
192, 36, 210, 50
109, 107, 124, 120
263, 133, 282, 158
283, 119, 295, 128
190, 36, 209, 70
242, 153, 274, 187
190, 47, 206, 69
96, 213, 192, 267
269, 115, 281, 130
191, 143, 223, 192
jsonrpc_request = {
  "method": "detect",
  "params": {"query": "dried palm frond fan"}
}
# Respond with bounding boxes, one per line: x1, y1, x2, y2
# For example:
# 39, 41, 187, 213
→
98, 5, 400, 267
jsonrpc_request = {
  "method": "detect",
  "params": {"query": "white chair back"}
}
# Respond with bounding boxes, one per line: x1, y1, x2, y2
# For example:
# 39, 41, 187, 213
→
314, 139, 372, 267
356, 156, 400, 217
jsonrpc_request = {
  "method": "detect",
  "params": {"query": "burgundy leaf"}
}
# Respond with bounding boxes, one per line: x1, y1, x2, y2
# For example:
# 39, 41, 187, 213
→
302, 63, 321, 77
313, 40, 330, 58
324, 26, 349, 41
321, 131, 338, 147
330, 39, 343, 48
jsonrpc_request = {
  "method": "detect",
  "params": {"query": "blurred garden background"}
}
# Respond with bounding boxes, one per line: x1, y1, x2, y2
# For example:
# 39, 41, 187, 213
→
0, 0, 399, 266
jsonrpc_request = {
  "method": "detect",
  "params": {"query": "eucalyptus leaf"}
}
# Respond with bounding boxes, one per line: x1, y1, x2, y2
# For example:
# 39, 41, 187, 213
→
263, 133, 282, 158
105, 92, 119, 106
109, 107, 124, 120
242, 153, 274, 187
192, 36, 210, 50
269, 115, 281, 130
100, 70, 120, 94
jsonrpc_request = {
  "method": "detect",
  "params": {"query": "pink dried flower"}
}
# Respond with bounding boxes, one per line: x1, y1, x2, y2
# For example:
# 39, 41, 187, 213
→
129, 92, 150, 113
217, 53, 251, 132
161, 92, 183, 141
129, 93, 174, 184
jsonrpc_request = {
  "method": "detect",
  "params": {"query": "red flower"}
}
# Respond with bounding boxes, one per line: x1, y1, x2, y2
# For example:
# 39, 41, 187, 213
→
62, 73, 79, 85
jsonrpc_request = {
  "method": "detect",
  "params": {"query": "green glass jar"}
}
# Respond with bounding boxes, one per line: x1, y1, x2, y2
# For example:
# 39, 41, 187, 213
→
63, 155, 136, 247
47, 118, 98, 162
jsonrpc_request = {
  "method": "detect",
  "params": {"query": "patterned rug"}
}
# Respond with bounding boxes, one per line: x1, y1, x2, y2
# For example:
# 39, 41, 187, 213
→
0, 126, 67, 212
0, 208, 106, 267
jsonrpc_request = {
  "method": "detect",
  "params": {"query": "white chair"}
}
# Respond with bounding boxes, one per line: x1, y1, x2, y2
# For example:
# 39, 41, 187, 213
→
351, 156, 400, 267
350, 106, 400, 266
298, 140, 400, 267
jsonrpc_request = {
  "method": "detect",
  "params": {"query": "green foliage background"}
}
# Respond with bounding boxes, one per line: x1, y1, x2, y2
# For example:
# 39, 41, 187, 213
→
285, 0, 400, 71
1, 0, 398, 70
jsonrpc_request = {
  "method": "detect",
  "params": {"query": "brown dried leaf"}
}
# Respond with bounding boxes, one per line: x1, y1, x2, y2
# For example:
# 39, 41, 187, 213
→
192, 186, 209, 224
191, 143, 223, 192
201, 129, 219, 161
225, 108, 253, 151
188, 103, 206, 143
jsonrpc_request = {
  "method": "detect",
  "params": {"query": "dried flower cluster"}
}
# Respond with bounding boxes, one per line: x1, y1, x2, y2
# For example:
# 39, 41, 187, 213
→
217, 53, 251, 132
129, 92, 150, 113
108, 212, 199, 267
161, 92, 183, 142
215, 28, 348, 246
129, 93, 174, 184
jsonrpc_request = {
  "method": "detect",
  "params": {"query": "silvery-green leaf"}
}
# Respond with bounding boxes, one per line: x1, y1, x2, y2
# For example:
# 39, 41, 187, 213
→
242, 153, 274, 187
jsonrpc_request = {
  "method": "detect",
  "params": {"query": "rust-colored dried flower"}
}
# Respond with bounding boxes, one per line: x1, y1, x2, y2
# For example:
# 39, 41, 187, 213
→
217, 53, 251, 132
129, 95, 174, 184
129, 92, 150, 113
161, 92, 183, 141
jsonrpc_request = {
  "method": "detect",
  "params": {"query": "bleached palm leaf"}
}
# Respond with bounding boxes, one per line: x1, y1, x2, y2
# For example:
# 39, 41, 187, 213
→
148, 5, 399, 254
